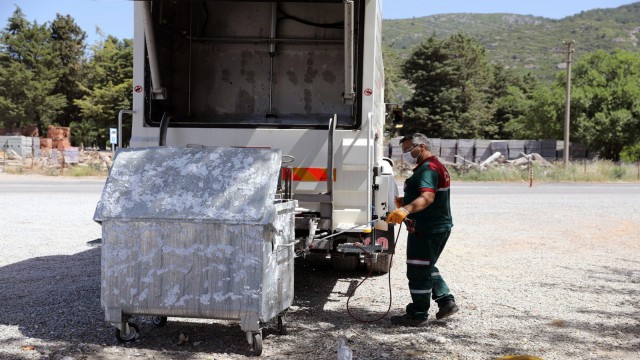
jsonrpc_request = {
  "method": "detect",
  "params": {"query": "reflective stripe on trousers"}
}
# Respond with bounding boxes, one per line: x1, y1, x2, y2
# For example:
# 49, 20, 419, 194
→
405, 230, 454, 314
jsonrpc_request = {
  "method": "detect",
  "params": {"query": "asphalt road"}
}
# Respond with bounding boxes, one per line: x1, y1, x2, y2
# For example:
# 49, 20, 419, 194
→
0, 175, 105, 193
0, 175, 105, 267
2, 174, 638, 261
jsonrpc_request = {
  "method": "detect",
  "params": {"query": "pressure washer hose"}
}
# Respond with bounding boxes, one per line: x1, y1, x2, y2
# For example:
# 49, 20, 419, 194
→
345, 222, 403, 323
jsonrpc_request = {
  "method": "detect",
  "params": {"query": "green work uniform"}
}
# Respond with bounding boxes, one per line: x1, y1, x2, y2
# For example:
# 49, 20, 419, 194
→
402, 156, 454, 319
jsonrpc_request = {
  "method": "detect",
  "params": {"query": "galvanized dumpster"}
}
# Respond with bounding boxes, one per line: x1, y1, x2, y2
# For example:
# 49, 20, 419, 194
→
94, 146, 296, 354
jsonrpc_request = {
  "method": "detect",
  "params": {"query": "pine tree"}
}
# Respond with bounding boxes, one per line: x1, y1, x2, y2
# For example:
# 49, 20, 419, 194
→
401, 33, 494, 138
51, 14, 87, 126
75, 35, 133, 149
0, 7, 65, 132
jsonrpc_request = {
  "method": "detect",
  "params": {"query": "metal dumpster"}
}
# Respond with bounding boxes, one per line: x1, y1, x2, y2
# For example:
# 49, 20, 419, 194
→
93, 146, 296, 355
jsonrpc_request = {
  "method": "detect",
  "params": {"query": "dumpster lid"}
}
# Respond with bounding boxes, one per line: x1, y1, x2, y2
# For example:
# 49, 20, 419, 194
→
94, 146, 282, 222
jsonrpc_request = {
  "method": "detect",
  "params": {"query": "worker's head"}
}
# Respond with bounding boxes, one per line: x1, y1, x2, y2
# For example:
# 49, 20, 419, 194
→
399, 133, 432, 164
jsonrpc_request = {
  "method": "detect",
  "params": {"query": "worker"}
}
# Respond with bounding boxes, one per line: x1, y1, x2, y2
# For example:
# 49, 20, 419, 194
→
386, 133, 458, 326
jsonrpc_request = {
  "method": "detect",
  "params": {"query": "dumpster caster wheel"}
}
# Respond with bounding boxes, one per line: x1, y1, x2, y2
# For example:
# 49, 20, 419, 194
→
115, 322, 139, 342
152, 316, 167, 327
277, 315, 287, 335
251, 332, 262, 356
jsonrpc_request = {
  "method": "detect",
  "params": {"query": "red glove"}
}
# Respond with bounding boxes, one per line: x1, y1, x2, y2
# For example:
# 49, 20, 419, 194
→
386, 207, 409, 224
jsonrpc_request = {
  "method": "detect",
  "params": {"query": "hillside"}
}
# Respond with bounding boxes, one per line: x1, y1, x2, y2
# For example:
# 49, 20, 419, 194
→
382, 2, 640, 83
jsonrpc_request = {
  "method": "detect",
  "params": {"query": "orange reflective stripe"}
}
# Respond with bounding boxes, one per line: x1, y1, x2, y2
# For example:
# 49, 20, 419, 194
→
283, 167, 336, 181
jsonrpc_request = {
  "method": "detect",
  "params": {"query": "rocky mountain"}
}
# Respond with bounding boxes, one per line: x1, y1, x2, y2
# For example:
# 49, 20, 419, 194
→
382, 2, 640, 81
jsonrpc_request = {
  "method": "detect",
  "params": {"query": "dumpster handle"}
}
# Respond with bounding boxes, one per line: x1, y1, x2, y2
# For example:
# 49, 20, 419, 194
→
274, 240, 299, 249
273, 240, 299, 255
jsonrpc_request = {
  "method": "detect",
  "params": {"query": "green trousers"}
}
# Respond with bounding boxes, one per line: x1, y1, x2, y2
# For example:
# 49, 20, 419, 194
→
405, 230, 454, 319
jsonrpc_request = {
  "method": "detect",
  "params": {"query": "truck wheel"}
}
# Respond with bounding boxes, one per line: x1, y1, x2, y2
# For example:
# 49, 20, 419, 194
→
366, 253, 392, 274
331, 252, 359, 271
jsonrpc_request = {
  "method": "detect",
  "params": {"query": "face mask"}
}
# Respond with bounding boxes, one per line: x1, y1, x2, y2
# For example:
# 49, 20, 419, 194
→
403, 150, 418, 165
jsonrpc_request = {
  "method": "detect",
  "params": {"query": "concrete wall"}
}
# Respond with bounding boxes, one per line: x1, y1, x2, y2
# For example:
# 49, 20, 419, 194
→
0, 136, 35, 160
386, 137, 592, 164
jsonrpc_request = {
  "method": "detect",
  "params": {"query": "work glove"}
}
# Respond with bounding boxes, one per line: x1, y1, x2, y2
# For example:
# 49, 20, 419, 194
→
386, 207, 409, 224
394, 196, 402, 209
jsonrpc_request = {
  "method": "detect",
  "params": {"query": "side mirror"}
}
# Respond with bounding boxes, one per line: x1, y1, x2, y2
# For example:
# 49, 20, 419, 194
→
392, 106, 403, 126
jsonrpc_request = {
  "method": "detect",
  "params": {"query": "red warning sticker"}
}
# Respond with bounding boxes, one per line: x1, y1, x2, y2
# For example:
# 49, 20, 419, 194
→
364, 88, 373, 96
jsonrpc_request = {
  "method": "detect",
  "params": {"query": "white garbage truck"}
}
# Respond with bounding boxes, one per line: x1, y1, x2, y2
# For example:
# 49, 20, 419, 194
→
127, 0, 397, 263
101, 0, 398, 353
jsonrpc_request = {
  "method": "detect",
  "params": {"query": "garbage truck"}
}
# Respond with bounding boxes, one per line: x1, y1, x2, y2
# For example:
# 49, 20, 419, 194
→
97, 0, 397, 353
127, 0, 397, 265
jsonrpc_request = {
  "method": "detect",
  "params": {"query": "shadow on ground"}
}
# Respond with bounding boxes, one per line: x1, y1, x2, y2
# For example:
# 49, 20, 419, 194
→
0, 247, 389, 359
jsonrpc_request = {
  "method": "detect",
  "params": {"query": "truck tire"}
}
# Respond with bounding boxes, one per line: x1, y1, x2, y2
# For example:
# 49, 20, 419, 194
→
365, 253, 392, 274
331, 252, 359, 271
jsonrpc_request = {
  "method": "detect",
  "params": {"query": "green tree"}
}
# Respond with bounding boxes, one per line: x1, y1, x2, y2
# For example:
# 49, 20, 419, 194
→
488, 66, 539, 139
504, 84, 565, 140
383, 45, 409, 104
75, 35, 133, 149
0, 59, 32, 128
71, 119, 98, 150
401, 33, 495, 138
0, 7, 65, 132
620, 143, 640, 162
50, 14, 87, 126
571, 50, 640, 161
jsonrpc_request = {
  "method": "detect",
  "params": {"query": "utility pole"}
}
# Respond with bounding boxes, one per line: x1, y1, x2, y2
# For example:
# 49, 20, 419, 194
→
562, 40, 575, 169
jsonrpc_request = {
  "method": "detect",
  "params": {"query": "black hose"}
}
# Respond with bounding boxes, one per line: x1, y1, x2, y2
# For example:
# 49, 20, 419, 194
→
345, 223, 403, 323
159, 112, 170, 146
277, 6, 344, 29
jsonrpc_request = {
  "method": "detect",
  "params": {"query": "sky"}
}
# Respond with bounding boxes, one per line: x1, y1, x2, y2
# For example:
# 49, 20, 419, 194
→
1, 0, 638, 45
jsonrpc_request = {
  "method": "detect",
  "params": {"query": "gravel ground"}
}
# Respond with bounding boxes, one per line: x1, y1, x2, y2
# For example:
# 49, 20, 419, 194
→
1, 175, 639, 360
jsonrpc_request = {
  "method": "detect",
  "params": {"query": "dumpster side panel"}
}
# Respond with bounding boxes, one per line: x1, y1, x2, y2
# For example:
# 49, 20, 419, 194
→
260, 202, 296, 321
101, 220, 266, 321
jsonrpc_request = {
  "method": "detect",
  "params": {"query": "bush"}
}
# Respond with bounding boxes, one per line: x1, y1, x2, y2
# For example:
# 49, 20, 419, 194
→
612, 166, 626, 179
448, 160, 639, 182
620, 143, 640, 163
65, 164, 107, 177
